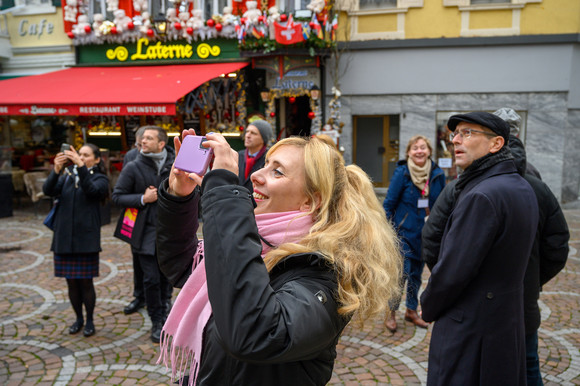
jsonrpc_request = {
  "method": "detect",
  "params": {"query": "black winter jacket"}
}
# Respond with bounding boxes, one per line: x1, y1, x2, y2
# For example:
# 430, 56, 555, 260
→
43, 165, 109, 254
422, 138, 569, 333
112, 148, 174, 254
156, 169, 350, 385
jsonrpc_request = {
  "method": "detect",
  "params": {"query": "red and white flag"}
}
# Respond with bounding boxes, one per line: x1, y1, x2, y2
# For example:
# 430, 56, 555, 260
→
274, 15, 305, 45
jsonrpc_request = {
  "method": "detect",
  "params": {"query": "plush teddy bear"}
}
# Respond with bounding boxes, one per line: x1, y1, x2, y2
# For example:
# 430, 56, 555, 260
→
92, 13, 104, 37
267, 6, 280, 38
189, 9, 206, 40
113, 9, 132, 32
72, 14, 91, 36
221, 6, 237, 38
106, 0, 119, 12
307, 0, 325, 14
133, 0, 147, 13
176, 11, 190, 39
64, 0, 78, 23
138, 11, 152, 34
243, 1, 261, 26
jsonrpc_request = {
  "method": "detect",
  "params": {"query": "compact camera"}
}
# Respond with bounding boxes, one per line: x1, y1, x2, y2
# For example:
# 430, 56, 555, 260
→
60, 143, 71, 153
174, 136, 214, 175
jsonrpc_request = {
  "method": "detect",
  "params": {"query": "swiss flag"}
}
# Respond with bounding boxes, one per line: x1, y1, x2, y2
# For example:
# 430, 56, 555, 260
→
274, 19, 305, 45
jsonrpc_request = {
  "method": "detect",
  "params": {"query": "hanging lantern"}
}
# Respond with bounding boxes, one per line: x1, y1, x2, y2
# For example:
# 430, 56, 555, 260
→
270, 112, 276, 118
308, 111, 315, 119
289, 96, 296, 104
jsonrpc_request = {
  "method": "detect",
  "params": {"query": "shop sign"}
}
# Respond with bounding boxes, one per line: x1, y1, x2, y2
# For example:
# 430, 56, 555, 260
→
0, 104, 176, 116
77, 38, 241, 65
266, 67, 319, 91
18, 18, 54, 38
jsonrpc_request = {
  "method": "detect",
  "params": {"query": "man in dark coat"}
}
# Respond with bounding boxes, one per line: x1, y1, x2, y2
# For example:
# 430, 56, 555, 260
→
422, 134, 569, 386
237, 119, 273, 192
420, 112, 539, 386
120, 125, 146, 315
112, 126, 174, 343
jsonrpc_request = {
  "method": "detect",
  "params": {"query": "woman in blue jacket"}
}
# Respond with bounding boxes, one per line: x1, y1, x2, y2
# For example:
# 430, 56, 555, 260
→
383, 135, 445, 332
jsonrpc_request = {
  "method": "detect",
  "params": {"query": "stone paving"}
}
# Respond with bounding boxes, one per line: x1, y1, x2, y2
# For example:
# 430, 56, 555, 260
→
1, 203, 579, 385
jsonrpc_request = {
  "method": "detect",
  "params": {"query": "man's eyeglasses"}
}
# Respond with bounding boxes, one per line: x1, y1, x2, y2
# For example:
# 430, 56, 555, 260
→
449, 128, 497, 141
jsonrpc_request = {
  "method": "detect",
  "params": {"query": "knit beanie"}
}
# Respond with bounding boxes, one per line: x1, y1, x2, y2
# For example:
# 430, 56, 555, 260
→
248, 120, 273, 146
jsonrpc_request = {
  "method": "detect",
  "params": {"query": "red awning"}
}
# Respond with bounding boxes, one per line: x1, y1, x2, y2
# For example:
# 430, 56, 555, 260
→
0, 62, 248, 116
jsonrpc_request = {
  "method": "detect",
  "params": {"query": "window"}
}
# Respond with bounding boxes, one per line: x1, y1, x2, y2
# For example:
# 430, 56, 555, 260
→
359, 0, 396, 11
471, 0, 509, 3
12, 0, 56, 14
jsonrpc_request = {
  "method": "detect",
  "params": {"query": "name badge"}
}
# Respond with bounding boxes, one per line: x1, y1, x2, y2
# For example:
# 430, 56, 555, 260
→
417, 198, 429, 208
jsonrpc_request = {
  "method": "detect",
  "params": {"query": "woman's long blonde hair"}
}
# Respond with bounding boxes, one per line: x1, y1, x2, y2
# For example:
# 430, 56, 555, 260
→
263, 137, 402, 325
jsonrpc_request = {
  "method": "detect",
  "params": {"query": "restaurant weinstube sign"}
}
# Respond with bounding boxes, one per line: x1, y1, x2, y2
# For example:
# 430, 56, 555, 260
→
77, 38, 241, 65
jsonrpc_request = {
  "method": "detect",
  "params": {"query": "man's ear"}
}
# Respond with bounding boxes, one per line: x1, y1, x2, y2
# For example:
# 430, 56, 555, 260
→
489, 136, 505, 154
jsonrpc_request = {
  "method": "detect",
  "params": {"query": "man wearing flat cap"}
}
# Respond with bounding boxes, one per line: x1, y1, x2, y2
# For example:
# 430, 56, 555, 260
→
420, 111, 539, 386
238, 119, 273, 192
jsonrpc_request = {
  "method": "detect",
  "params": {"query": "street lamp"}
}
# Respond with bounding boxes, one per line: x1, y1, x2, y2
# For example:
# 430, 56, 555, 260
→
310, 85, 320, 101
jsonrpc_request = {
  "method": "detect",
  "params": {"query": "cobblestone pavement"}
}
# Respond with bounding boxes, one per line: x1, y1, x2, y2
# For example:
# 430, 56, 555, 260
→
1, 204, 579, 385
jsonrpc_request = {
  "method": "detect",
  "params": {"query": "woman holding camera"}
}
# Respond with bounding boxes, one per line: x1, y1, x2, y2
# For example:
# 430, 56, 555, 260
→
43, 144, 109, 337
155, 131, 402, 385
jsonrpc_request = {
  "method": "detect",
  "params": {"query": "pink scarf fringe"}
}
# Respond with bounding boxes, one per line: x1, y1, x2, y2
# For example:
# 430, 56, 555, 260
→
157, 211, 313, 385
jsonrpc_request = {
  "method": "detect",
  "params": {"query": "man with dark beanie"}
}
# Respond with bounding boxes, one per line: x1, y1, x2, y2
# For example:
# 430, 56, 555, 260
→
237, 119, 273, 192
420, 111, 539, 386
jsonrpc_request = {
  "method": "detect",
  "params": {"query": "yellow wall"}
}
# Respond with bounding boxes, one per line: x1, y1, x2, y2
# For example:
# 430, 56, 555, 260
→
357, 14, 398, 34
520, 0, 580, 34
405, 0, 460, 39
7, 8, 71, 48
340, 0, 580, 41
469, 10, 512, 30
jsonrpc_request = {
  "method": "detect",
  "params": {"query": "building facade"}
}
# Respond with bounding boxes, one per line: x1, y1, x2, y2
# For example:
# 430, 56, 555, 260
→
330, 0, 580, 202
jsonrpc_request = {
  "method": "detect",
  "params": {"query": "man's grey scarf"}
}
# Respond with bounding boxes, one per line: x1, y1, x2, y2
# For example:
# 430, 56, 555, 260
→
141, 148, 168, 175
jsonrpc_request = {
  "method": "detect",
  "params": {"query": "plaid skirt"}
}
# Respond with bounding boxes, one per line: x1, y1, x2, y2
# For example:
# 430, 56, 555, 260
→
54, 253, 100, 279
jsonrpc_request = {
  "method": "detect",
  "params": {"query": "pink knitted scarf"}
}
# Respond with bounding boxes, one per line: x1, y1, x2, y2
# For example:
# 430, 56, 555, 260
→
157, 210, 313, 385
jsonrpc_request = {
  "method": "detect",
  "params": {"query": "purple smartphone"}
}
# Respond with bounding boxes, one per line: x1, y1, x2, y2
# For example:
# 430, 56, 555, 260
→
174, 136, 213, 175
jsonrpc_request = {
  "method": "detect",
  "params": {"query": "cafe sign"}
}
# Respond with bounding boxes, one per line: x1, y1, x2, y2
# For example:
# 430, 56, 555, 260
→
77, 38, 241, 65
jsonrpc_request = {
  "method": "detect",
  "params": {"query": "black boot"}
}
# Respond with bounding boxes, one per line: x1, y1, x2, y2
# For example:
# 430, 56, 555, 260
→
150, 321, 163, 343
124, 298, 145, 315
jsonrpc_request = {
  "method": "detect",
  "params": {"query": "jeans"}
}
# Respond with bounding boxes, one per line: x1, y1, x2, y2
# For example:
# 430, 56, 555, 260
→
390, 257, 424, 311
135, 252, 172, 324
525, 331, 544, 386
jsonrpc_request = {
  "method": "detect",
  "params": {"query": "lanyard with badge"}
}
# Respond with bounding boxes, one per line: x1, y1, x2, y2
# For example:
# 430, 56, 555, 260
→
417, 179, 430, 220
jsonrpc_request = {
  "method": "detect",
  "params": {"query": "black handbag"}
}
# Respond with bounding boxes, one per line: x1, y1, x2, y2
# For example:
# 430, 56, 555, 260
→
113, 207, 146, 248
43, 199, 58, 230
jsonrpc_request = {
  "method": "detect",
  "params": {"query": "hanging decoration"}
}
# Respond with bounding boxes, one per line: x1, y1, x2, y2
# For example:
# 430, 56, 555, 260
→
182, 72, 246, 134
63, 1, 337, 51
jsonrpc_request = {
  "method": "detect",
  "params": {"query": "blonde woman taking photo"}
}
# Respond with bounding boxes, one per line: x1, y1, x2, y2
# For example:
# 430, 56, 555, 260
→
155, 132, 402, 385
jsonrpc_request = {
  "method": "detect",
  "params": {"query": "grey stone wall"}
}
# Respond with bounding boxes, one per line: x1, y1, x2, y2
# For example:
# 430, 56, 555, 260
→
332, 92, 577, 202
